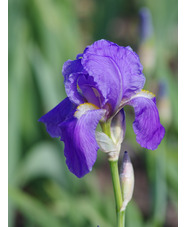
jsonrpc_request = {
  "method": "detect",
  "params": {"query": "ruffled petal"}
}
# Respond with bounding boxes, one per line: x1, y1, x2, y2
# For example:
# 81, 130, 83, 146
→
78, 74, 105, 108
64, 72, 85, 105
62, 58, 83, 81
81, 39, 145, 113
127, 91, 165, 150
62, 58, 87, 105
59, 104, 106, 178
39, 98, 76, 138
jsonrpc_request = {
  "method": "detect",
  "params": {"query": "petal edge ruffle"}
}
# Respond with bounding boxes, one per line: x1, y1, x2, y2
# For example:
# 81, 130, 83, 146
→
127, 93, 165, 150
81, 39, 145, 114
39, 98, 76, 138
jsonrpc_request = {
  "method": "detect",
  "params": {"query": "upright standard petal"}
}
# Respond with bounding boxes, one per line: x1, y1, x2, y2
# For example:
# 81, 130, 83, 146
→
127, 91, 165, 150
81, 39, 145, 113
62, 58, 84, 81
62, 58, 87, 105
64, 72, 85, 105
78, 74, 105, 108
62, 57, 104, 107
59, 104, 106, 178
39, 98, 76, 138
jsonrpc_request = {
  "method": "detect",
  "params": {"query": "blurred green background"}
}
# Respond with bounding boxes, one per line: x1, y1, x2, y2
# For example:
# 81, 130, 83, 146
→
8, 0, 178, 226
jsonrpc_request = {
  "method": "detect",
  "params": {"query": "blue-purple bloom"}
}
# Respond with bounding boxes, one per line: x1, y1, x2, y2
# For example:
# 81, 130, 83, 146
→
139, 7, 154, 42
39, 39, 165, 178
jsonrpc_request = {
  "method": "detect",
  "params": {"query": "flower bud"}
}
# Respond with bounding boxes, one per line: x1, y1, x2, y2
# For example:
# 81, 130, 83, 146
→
110, 109, 126, 147
138, 7, 156, 72
120, 151, 134, 211
139, 7, 153, 43
157, 80, 172, 126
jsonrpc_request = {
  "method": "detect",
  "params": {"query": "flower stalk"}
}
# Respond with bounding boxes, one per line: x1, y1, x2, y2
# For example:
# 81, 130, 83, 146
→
101, 121, 125, 227
109, 160, 125, 227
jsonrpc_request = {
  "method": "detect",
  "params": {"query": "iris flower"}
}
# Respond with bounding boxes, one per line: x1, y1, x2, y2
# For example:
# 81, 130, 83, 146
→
39, 39, 165, 178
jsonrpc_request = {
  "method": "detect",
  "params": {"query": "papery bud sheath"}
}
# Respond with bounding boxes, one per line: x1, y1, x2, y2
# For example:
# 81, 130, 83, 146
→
120, 151, 134, 211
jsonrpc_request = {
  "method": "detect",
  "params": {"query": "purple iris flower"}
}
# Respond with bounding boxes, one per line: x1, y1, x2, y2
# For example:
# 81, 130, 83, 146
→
39, 39, 165, 178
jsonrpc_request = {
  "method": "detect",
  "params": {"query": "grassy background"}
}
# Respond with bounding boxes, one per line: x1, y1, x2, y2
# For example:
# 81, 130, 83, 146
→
8, 0, 178, 226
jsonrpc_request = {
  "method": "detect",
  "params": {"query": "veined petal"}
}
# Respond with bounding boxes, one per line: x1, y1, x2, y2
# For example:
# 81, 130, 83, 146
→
59, 104, 106, 178
64, 72, 85, 105
81, 39, 145, 113
78, 74, 104, 108
127, 90, 165, 150
62, 58, 87, 105
39, 98, 76, 138
62, 58, 83, 81
62, 58, 104, 107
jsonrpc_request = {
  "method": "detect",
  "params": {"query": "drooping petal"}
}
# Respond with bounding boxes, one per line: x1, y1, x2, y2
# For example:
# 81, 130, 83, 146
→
81, 39, 145, 113
127, 91, 165, 150
39, 98, 76, 138
59, 103, 106, 178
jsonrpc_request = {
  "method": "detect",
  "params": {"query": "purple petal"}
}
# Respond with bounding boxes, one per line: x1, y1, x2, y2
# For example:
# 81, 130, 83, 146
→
62, 58, 84, 81
62, 57, 105, 108
64, 72, 85, 105
81, 39, 145, 113
122, 47, 146, 98
139, 7, 154, 42
39, 98, 76, 138
62, 58, 87, 105
59, 108, 105, 178
128, 94, 165, 150
78, 74, 104, 108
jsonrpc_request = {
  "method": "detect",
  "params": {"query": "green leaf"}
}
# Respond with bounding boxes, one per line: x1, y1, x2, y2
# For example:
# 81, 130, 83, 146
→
14, 142, 66, 187
9, 187, 62, 227
44, 181, 114, 227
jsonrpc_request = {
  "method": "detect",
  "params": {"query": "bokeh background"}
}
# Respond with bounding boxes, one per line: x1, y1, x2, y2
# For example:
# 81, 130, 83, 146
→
8, 0, 178, 226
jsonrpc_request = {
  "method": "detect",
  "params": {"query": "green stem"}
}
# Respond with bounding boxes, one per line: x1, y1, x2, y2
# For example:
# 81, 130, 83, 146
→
109, 160, 125, 227
101, 121, 125, 227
